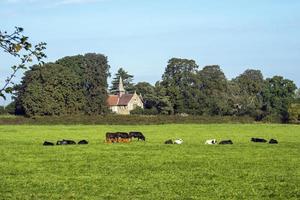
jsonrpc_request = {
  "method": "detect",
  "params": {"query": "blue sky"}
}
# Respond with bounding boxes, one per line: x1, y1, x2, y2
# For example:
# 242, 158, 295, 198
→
1, 0, 300, 105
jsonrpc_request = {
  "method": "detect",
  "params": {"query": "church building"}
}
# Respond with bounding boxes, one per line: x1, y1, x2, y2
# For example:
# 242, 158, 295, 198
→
107, 77, 144, 115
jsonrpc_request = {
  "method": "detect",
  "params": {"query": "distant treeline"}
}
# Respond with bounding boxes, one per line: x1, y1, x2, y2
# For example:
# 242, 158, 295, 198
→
4, 53, 300, 123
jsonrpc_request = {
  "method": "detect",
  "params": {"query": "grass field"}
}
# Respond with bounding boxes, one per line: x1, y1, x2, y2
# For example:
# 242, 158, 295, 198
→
0, 124, 299, 199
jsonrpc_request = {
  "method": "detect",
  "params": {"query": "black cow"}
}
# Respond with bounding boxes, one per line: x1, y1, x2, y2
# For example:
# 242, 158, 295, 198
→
78, 140, 88, 145
43, 141, 54, 146
129, 132, 145, 141
269, 139, 278, 144
164, 139, 173, 144
251, 138, 267, 143
219, 140, 233, 145
56, 139, 76, 145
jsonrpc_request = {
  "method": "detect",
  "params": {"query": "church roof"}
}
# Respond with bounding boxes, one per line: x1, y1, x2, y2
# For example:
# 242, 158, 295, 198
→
107, 95, 119, 106
118, 94, 134, 106
107, 94, 134, 106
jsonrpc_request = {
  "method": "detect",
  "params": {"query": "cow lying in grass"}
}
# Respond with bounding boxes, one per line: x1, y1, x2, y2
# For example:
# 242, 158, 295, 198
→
174, 139, 183, 144
251, 138, 267, 143
43, 141, 54, 146
56, 139, 76, 145
164, 139, 173, 144
269, 139, 278, 144
205, 139, 217, 145
78, 140, 88, 145
219, 140, 233, 145
164, 139, 183, 144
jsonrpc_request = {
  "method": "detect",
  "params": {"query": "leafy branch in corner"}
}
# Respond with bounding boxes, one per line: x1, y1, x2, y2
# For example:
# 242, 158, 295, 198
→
0, 27, 47, 99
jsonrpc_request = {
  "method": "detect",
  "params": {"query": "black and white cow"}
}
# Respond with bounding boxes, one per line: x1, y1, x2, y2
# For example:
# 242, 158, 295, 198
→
174, 139, 183, 144
205, 139, 217, 145
129, 132, 145, 141
164, 139, 173, 144
56, 139, 76, 145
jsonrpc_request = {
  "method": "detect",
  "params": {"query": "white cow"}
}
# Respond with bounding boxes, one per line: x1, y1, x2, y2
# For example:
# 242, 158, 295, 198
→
205, 139, 217, 145
174, 139, 183, 144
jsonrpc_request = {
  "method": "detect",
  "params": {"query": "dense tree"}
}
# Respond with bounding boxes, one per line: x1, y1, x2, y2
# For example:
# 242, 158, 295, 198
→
231, 69, 265, 119
15, 63, 84, 116
288, 103, 300, 123
110, 68, 134, 94
0, 27, 46, 99
262, 76, 297, 122
197, 65, 230, 115
161, 58, 199, 114
14, 53, 110, 116
83, 53, 110, 115
134, 82, 155, 95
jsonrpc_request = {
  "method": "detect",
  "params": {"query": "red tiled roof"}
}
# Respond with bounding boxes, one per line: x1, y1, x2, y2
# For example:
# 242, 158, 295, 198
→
107, 95, 119, 106
107, 94, 134, 106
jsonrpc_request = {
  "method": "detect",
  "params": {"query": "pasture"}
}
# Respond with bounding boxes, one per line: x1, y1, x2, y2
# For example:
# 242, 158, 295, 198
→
0, 124, 299, 199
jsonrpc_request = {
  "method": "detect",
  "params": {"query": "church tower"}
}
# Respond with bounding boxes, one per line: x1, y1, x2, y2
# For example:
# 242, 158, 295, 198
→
118, 76, 125, 96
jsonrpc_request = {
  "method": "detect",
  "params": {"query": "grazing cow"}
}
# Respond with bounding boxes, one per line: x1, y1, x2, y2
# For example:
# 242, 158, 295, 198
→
174, 139, 183, 144
106, 132, 119, 143
129, 132, 145, 141
219, 140, 233, 145
205, 139, 217, 145
251, 138, 267, 143
116, 132, 130, 143
164, 139, 173, 144
43, 141, 54, 146
56, 139, 76, 145
78, 140, 88, 145
269, 139, 278, 144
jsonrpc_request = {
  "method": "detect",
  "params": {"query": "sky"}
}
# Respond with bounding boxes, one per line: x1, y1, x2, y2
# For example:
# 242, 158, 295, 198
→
1, 0, 300, 105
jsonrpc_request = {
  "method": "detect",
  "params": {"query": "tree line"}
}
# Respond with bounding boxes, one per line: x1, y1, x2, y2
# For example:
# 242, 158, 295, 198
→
3, 54, 299, 123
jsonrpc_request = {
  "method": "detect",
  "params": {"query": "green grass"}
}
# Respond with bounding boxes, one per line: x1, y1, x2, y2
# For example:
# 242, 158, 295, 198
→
0, 124, 299, 199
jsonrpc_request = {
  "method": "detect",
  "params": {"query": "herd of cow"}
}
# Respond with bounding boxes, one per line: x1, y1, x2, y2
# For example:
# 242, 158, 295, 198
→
201, 138, 278, 145
43, 131, 278, 146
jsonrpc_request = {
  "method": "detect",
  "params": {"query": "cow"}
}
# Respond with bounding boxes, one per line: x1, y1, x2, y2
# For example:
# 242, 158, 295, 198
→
106, 132, 119, 143
56, 139, 76, 145
164, 139, 173, 144
78, 140, 88, 145
43, 141, 54, 146
251, 138, 267, 143
269, 139, 278, 144
129, 132, 145, 141
116, 132, 130, 143
174, 139, 183, 144
205, 139, 217, 145
219, 140, 233, 145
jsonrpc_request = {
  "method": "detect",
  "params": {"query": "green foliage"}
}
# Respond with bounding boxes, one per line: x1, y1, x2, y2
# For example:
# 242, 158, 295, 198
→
81, 53, 110, 115
230, 69, 265, 119
0, 114, 256, 125
0, 27, 46, 99
197, 65, 230, 115
288, 103, 300, 123
14, 53, 110, 116
262, 76, 297, 122
0, 124, 299, 199
161, 58, 199, 114
16, 63, 84, 116
110, 68, 134, 94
